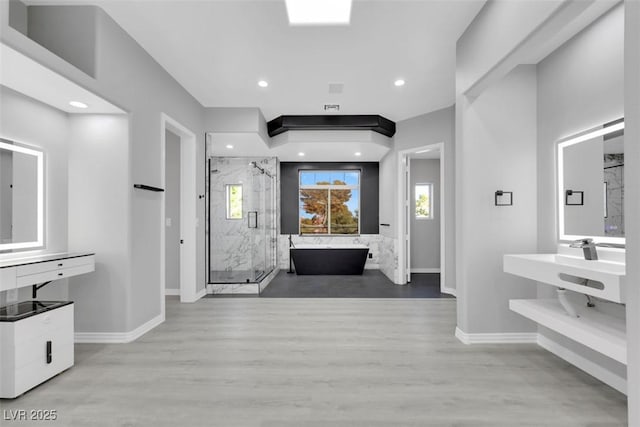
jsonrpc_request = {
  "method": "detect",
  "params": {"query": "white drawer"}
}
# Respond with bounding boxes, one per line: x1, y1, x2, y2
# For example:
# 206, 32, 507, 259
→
16, 255, 94, 277
13, 342, 74, 397
16, 264, 95, 287
12, 304, 74, 342
14, 329, 74, 371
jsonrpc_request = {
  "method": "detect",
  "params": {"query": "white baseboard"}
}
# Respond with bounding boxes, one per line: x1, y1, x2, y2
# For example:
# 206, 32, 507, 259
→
364, 263, 380, 269
441, 286, 457, 297
180, 287, 207, 303
74, 313, 164, 344
411, 268, 440, 273
455, 327, 538, 345
537, 334, 627, 395
454, 328, 627, 394
164, 288, 180, 296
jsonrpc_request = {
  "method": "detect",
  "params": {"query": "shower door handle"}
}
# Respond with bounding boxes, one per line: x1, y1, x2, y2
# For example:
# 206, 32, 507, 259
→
248, 211, 258, 229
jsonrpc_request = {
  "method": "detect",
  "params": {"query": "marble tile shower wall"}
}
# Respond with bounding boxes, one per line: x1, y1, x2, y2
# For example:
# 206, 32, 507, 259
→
277, 235, 382, 270
379, 235, 399, 283
208, 157, 278, 277
210, 158, 252, 273
604, 154, 624, 237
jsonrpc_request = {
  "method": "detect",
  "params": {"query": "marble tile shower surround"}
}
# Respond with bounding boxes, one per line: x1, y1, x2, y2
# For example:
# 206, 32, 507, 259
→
209, 157, 277, 276
379, 234, 399, 283
604, 154, 624, 237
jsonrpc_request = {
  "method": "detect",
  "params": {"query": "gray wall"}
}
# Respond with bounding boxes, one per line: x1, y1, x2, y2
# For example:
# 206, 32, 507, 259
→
27, 6, 97, 77
2, 4, 206, 333
67, 114, 129, 333
624, 0, 640, 422
537, 2, 626, 388
8, 0, 27, 36
455, 64, 538, 334
165, 130, 180, 291
380, 106, 455, 287
456, 0, 563, 93
0, 85, 69, 304
409, 159, 440, 270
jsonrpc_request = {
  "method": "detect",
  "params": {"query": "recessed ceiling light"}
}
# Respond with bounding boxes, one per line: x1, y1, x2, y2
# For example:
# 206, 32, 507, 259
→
394, 79, 405, 87
226, 144, 234, 149
258, 80, 269, 88
69, 101, 88, 108
355, 152, 361, 156
298, 152, 305, 157
286, 0, 352, 26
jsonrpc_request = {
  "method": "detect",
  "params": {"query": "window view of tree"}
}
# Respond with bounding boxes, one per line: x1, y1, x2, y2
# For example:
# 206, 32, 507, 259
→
226, 184, 243, 219
415, 183, 432, 219
299, 189, 328, 233
299, 171, 360, 234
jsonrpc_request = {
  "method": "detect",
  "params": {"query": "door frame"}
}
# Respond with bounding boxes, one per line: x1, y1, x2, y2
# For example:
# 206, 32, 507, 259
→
160, 113, 199, 306
396, 142, 453, 295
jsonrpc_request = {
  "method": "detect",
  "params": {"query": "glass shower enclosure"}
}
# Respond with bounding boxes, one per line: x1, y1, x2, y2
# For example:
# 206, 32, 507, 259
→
208, 157, 276, 284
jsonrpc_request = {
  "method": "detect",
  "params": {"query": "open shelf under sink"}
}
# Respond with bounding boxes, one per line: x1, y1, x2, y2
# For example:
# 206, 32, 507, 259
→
509, 299, 626, 364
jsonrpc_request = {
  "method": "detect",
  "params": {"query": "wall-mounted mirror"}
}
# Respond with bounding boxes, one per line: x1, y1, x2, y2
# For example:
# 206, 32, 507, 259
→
0, 138, 44, 252
558, 119, 624, 245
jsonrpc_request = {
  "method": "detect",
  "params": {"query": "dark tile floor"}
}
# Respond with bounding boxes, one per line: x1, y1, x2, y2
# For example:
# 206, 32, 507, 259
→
258, 270, 454, 298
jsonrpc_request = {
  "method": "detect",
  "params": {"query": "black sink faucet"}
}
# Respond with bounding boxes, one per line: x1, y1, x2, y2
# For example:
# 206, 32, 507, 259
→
569, 238, 598, 260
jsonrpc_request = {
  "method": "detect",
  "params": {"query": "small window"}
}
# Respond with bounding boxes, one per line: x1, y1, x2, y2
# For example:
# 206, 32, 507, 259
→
415, 183, 433, 219
226, 184, 243, 219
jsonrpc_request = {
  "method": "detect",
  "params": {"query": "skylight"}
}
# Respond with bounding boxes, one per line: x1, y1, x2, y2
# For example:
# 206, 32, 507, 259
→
285, 0, 352, 26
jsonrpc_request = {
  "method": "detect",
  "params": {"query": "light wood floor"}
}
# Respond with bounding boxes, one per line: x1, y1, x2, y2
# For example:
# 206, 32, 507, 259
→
1, 298, 627, 426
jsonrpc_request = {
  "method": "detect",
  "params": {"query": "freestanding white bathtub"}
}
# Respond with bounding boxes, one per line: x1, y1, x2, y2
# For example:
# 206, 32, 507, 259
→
289, 244, 369, 275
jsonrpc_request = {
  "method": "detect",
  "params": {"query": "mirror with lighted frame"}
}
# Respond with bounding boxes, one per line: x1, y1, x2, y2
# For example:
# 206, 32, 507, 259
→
557, 118, 624, 245
0, 138, 44, 252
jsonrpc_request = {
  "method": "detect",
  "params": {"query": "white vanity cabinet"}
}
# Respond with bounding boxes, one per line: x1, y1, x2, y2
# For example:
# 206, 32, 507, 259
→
0, 302, 74, 398
0, 253, 95, 398
0, 253, 95, 291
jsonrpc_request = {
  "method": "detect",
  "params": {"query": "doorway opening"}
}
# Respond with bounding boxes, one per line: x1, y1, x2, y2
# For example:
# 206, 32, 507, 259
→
160, 114, 198, 309
396, 142, 454, 296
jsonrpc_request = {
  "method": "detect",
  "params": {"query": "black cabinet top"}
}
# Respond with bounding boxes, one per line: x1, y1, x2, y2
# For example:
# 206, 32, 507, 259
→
0, 300, 73, 322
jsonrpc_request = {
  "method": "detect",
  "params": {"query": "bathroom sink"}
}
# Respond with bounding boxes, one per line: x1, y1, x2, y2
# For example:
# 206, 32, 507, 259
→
553, 254, 625, 274
503, 254, 626, 303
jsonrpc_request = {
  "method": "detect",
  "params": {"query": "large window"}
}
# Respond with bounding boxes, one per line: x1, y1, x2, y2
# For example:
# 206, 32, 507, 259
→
299, 170, 360, 234
415, 183, 433, 219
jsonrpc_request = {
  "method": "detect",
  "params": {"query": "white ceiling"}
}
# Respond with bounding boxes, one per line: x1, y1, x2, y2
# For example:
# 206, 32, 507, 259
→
28, 0, 485, 122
